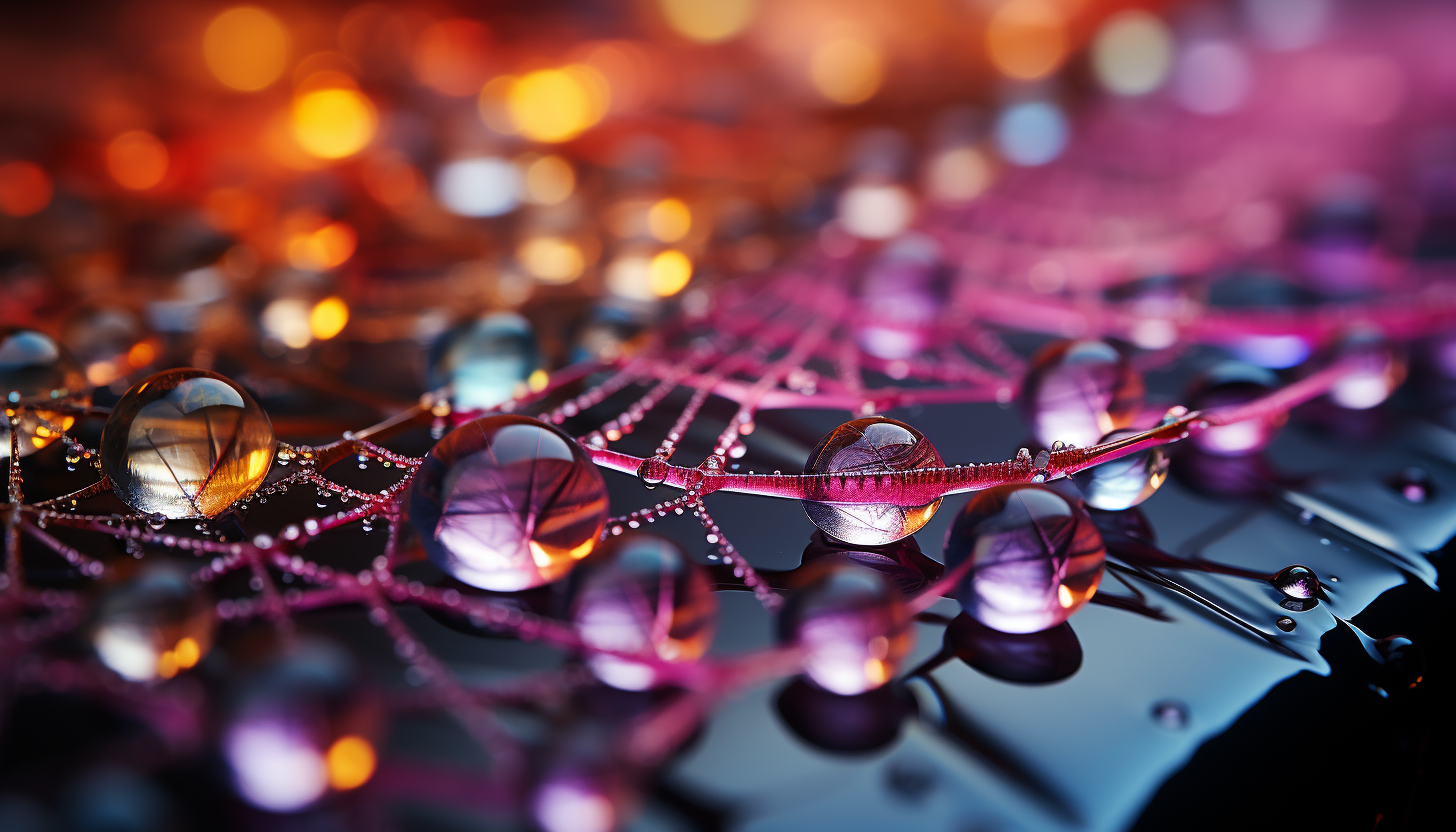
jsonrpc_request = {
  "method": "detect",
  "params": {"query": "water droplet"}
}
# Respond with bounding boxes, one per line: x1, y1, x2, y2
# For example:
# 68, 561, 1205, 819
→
0, 328, 90, 461
943, 485, 1106, 634
1387, 466, 1433, 503
636, 455, 670, 490
801, 416, 944, 546
409, 415, 608, 591
1271, 564, 1319, 600
429, 312, 540, 411
1071, 428, 1169, 510
1185, 362, 1285, 456
93, 565, 214, 682
1152, 700, 1188, 730
1276, 616, 1297, 632
1020, 339, 1143, 448
99, 369, 275, 519
572, 533, 716, 691
778, 562, 914, 695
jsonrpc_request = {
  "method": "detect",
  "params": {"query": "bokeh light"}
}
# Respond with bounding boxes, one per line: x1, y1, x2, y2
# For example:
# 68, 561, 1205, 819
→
1175, 41, 1251, 115
286, 222, 357, 271
649, 249, 693, 296
309, 297, 349, 340
810, 30, 883, 106
324, 735, 376, 790
923, 147, 991, 204
520, 154, 575, 205
291, 87, 376, 159
507, 67, 609, 143
839, 183, 914, 239
436, 157, 520, 217
1092, 10, 1174, 96
647, 197, 692, 243
994, 102, 1067, 167
204, 6, 288, 92
986, 0, 1069, 81
413, 19, 492, 97
659, 0, 757, 43
106, 131, 168, 190
0, 161, 52, 216
519, 236, 586, 284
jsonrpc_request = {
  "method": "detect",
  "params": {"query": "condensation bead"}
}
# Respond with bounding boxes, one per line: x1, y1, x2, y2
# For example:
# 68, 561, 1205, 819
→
100, 369, 276, 519
0, 327, 89, 459
777, 562, 914, 696
801, 416, 944, 546
409, 415, 608, 592
1071, 428, 1169, 511
223, 640, 382, 813
428, 312, 540, 411
943, 485, 1106, 634
1185, 361, 1285, 456
572, 533, 716, 690
1019, 339, 1143, 448
92, 565, 213, 683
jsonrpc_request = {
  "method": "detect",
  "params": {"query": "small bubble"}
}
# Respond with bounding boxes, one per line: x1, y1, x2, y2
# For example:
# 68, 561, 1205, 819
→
1276, 616, 1296, 632
1152, 700, 1188, 730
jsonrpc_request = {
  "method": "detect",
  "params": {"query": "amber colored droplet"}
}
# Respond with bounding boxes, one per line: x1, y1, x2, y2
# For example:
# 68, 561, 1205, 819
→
0, 328, 89, 459
100, 369, 275, 519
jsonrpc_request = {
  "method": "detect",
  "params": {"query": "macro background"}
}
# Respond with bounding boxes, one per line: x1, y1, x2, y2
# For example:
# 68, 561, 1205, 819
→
0, 1, 1451, 831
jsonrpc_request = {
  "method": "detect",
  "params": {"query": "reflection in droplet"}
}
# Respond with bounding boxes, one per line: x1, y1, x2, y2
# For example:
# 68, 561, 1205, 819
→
944, 485, 1106, 634
801, 416, 944, 546
1276, 616, 1297, 632
1271, 565, 1320, 601
778, 563, 914, 696
100, 369, 275, 519
1020, 339, 1143, 449
409, 415, 608, 591
572, 533, 716, 690
0, 327, 89, 459
1072, 428, 1169, 511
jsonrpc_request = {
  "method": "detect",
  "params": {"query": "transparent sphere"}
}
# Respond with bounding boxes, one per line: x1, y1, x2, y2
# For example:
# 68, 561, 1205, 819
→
1271, 565, 1319, 600
92, 565, 213, 683
572, 533, 717, 690
410, 415, 609, 591
224, 641, 382, 813
801, 416, 945, 546
0, 328, 89, 459
1020, 339, 1143, 448
100, 369, 275, 519
428, 312, 541, 411
1185, 361, 1285, 456
943, 485, 1107, 634
777, 562, 915, 696
1071, 428, 1169, 511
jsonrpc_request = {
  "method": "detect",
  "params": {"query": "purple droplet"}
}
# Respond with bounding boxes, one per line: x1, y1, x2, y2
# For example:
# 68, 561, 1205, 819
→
943, 485, 1106, 634
802, 416, 944, 546
778, 563, 914, 696
1020, 339, 1143, 449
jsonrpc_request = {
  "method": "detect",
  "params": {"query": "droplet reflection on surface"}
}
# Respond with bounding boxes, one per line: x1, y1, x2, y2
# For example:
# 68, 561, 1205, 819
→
778, 563, 914, 696
409, 415, 608, 591
572, 533, 716, 690
944, 485, 1106, 634
802, 416, 944, 546
93, 565, 213, 682
100, 369, 275, 519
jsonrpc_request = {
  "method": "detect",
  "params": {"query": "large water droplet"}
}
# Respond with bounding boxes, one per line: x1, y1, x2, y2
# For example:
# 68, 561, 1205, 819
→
1071, 428, 1169, 511
801, 416, 944, 546
409, 415, 608, 591
1271, 564, 1320, 601
0, 328, 90, 460
778, 562, 914, 695
1019, 339, 1143, 448
943, 485, 1106, 634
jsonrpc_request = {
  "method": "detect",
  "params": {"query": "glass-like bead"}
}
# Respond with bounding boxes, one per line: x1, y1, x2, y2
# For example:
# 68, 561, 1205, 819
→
572, 533, 716, 690
1327, 329, 1405, 410
943, 484, 1106, 634
224, 640, 382, 813
801, 416, 944, 546
0, 327, 89, 459
1071, 428, 1169, 511
428, 312, 541, 411
100, 369, 275, 518
92, 564, 214, 683
778, 562, 914, 695
410, 415, 608, 591
1185, 361, 1285, 456
1019, 339, 1143, 448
